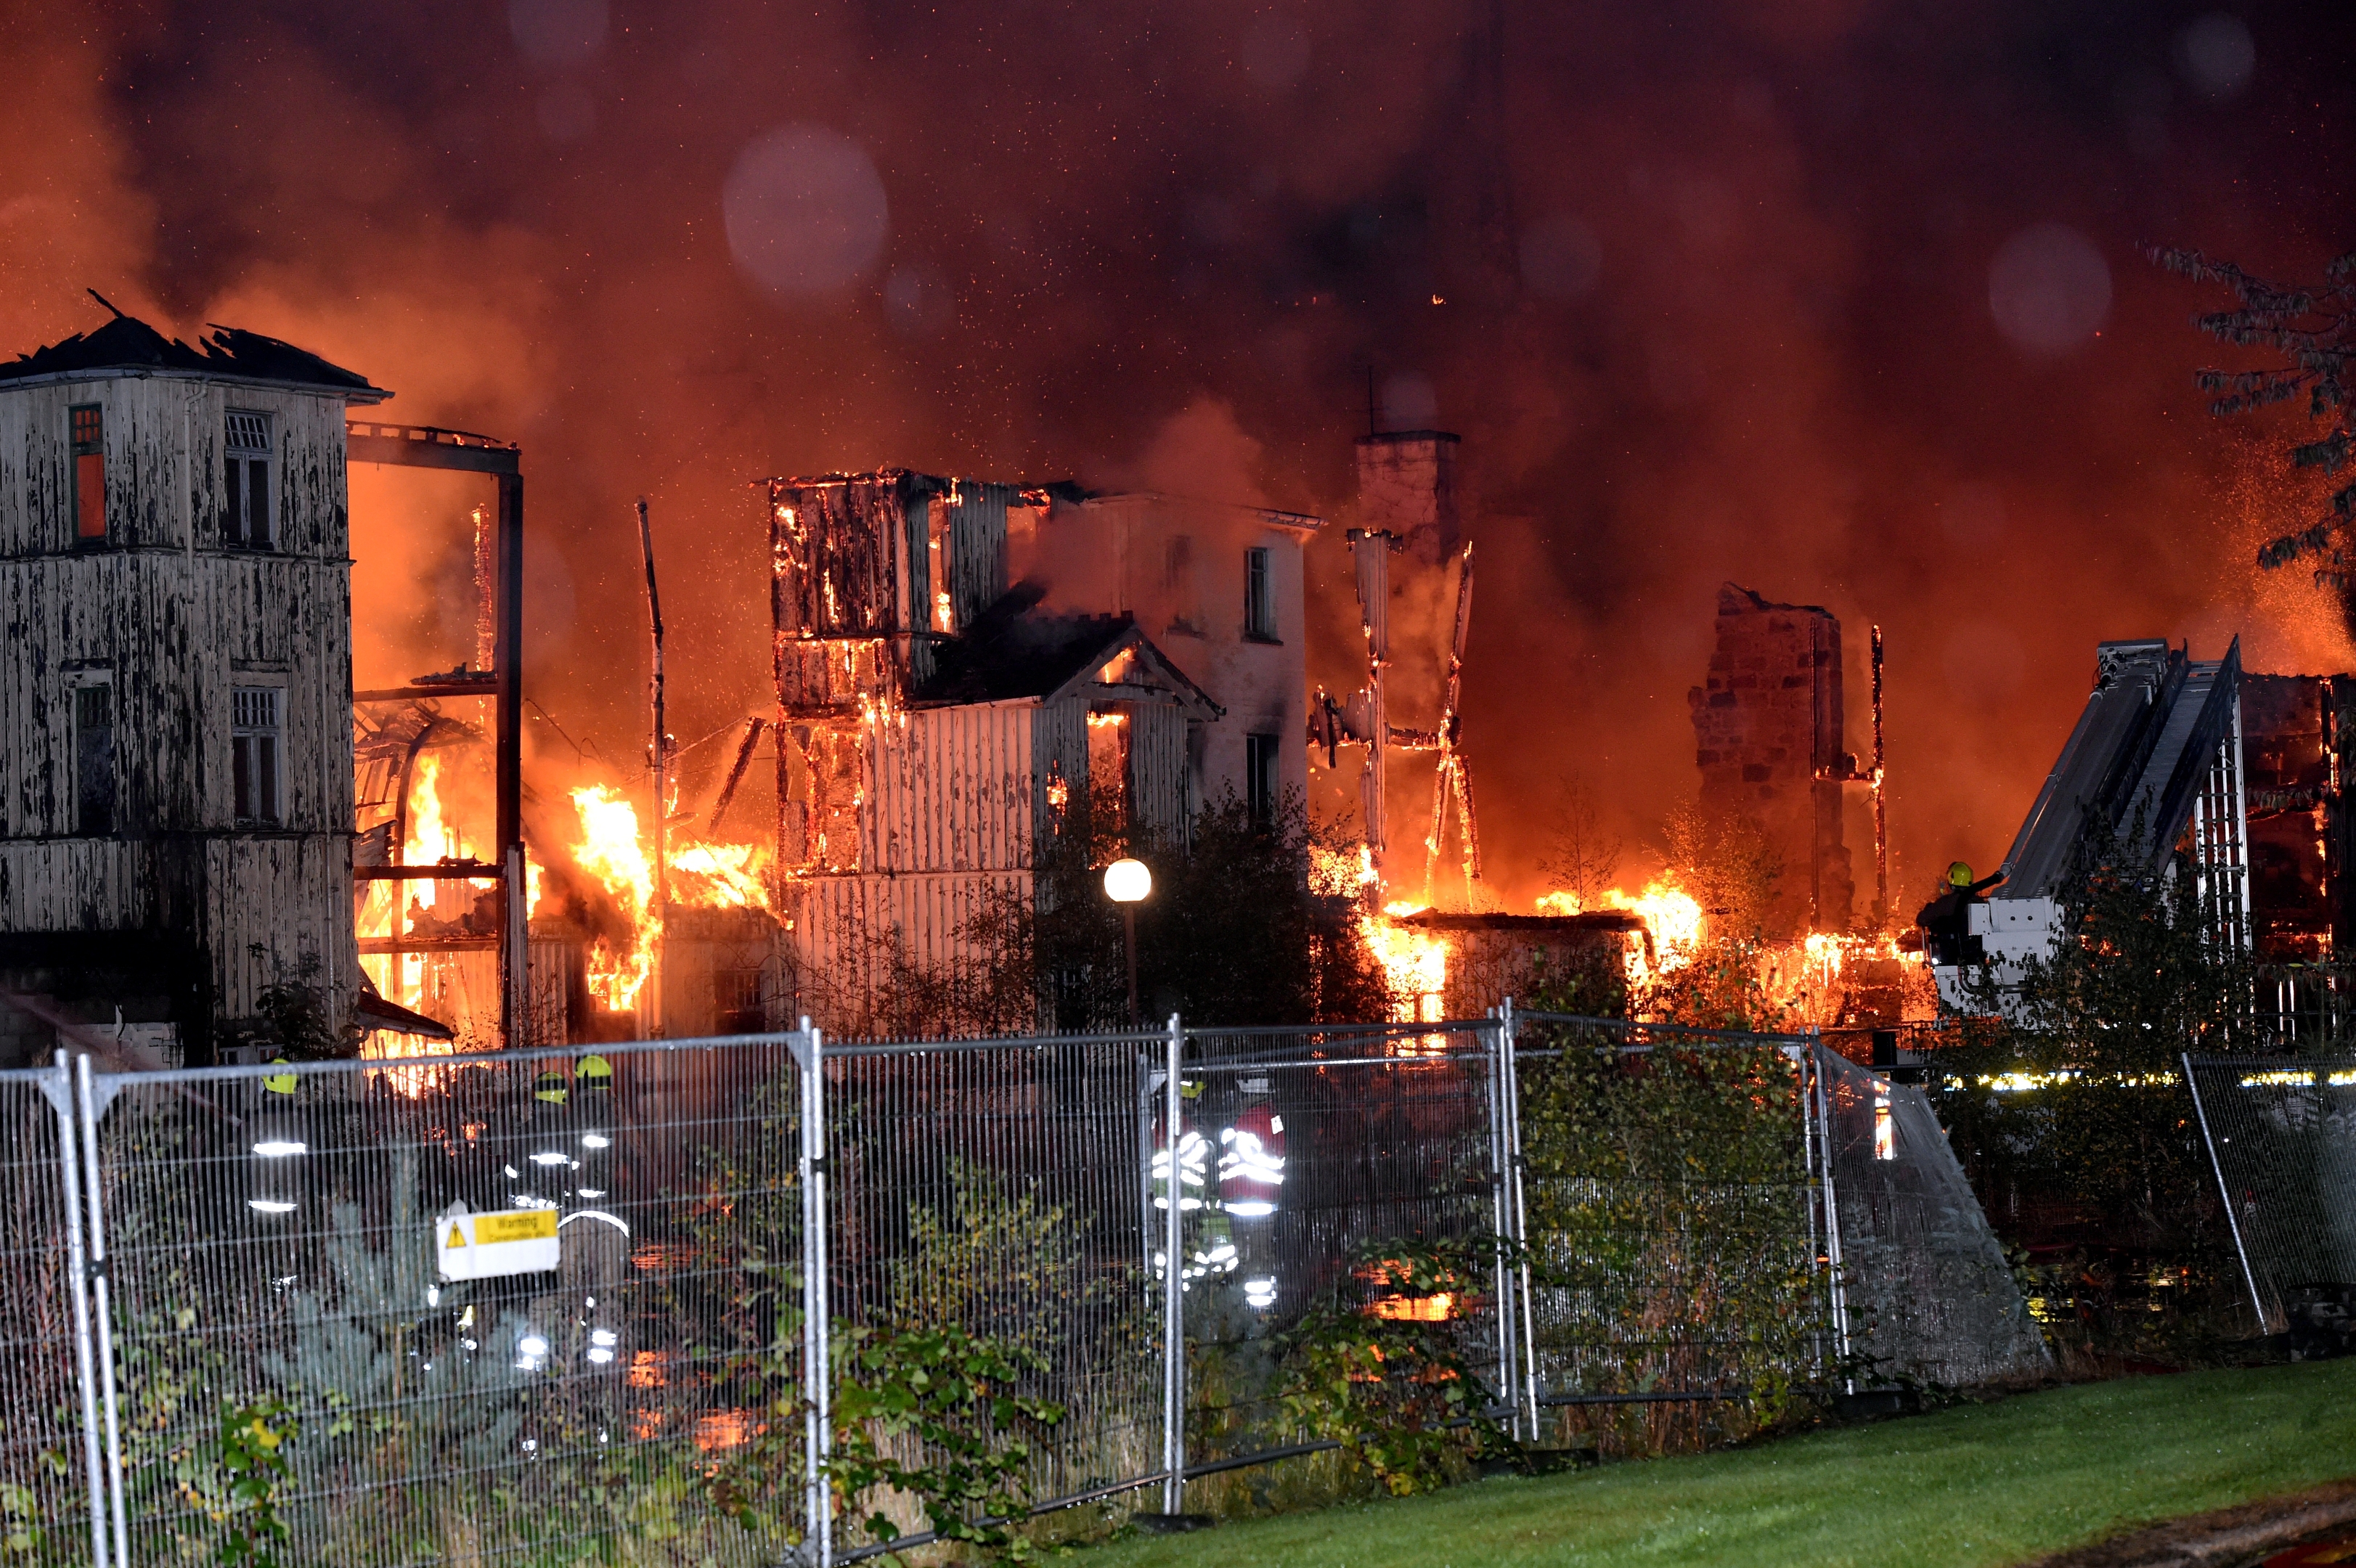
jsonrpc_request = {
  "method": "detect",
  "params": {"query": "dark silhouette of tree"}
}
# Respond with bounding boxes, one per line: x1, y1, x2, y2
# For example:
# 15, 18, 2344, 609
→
2153, 245, 2356, 625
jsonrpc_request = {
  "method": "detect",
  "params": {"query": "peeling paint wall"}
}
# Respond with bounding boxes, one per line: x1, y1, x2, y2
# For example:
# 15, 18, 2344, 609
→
0, 371, 358, 1049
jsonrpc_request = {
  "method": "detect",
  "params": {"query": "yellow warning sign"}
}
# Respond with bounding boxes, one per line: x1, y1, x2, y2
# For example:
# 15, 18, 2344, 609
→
434, 1202, 562, 1283
474, 1210, 560, 1246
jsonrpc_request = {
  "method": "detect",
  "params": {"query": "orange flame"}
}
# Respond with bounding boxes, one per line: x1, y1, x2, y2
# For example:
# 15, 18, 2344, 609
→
1361, 905, 1448, 1024
569, 784, 658, 1013
1537, 875, 1703, 981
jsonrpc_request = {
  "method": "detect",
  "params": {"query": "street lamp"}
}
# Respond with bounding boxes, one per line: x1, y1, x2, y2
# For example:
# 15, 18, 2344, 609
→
1104, 857, 1152, 1027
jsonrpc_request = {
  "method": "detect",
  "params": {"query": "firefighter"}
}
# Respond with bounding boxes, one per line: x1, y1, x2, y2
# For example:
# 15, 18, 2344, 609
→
1917, 860, 2004, 966
245, 1058, 309, 1220
560, 1053, 629, 1373
1218, 1101, 1286, 1311
506, 1068, 578, 1210
1149, 1079, 1210, 1286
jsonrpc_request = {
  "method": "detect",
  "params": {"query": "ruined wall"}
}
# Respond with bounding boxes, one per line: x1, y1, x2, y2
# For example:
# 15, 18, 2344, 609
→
1688, 583, 1853, 936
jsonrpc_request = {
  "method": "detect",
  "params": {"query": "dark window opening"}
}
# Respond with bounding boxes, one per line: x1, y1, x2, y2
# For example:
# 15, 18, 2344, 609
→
224, 412, 272, 549
1165, 535, 1200, 634
1246, 732, 1278, 828
1244, 547, 1276, 640
716, 968, 765, 1033
74, 682, 115, 834
232, 686, 282, 825
70, 405, 105, 542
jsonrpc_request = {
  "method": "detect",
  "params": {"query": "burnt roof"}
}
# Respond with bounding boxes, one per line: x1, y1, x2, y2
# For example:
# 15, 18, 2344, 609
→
0, 311, 388, 400
919, 586, 1136, 704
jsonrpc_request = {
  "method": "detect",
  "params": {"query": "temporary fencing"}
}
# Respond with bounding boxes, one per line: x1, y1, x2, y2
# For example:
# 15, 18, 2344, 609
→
2184, 1052, 2356, 1336
1811, 1048, 2048, 1389
3, 1011, 2040, 1566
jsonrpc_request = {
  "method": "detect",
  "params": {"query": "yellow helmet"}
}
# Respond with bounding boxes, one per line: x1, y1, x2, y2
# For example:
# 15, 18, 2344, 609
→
576, 1054, 614, 1089
1947, 861, 1973, 889
261, 1058, 297, 1096
533, 1069, 568, 1105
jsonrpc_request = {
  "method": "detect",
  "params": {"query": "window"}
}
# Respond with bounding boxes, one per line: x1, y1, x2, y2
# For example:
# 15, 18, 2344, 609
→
70, 404, 105, 542
1165, 535, 1201, 634
232, 686, 282, 825
73, 678, 115, 834
716, 968, 765, 1033
1244, 547, 1276, 640
224, 412, 272, 548
1245, 732, 1278, 828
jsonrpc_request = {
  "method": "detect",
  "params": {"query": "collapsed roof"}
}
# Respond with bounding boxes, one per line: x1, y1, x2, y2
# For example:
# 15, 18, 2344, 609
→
0, 309, 389, 401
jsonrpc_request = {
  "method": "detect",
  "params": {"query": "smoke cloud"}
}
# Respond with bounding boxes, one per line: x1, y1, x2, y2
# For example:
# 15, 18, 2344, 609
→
5, 0, 2352, 915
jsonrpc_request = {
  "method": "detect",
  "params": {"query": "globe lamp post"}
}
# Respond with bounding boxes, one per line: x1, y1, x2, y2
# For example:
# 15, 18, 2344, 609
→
1104, 857, 1152, 1026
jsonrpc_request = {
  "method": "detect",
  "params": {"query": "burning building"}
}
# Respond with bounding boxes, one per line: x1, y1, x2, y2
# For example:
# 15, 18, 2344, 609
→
1311, 430, 1481, 908
765, 471, 1252, 1030
1012, 487, 1318, 820
0, 307, 457, 1062
2238, 672, 2352, 962
1689, 584, 1862, 936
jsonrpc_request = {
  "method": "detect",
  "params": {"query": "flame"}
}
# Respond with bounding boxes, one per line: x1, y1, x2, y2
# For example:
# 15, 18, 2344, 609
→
570, 784, 659, 1012
1310, 844, 1381, 899
1538, 876, 1705, 982
1361, 908, 1448, 1024
670, 841, 771, 910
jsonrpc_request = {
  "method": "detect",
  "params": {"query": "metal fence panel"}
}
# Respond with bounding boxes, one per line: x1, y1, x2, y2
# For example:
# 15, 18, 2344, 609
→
819, 1029, 1165, 1556
1815, 1048, 2048, 1388
2185, 1052, 2356, 1334
84, 1037, 809, 1567
1509, 1014, 1822, 1429
0, 1063, 103, 1567
1175, 1022, 1506, 1482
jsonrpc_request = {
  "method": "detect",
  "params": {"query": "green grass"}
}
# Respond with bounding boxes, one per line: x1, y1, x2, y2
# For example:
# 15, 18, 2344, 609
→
1077, 1360, 2356, 1568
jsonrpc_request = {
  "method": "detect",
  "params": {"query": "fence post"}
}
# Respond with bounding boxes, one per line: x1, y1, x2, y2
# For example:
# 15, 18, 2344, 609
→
43, 1053, 108, 1568
1485, 1001, 1533, 1442
2183, 1052, 2270, 1333
798, 1018, 831, 1567
73, 1053, 129, 1568
1500, 1000, 1538, 1440
1159, 1012, 1186, 1517
1809, 1034, 1852, 1386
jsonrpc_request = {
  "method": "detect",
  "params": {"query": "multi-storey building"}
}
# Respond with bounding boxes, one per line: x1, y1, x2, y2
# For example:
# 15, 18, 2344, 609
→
0, 309, 389, 1063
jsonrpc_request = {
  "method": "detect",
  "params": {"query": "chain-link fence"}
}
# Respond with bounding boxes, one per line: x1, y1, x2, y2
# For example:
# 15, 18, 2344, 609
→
2184, 1053, 2356, 1340
1, 1010, 2046, 1564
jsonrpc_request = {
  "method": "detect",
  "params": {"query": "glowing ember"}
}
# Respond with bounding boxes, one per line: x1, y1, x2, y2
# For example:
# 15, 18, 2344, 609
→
1309, 843, 1379, 899
569, 784, 659, 1012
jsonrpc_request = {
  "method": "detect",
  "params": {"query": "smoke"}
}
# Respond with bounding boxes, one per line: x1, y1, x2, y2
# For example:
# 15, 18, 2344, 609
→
5, 0, 2351, 913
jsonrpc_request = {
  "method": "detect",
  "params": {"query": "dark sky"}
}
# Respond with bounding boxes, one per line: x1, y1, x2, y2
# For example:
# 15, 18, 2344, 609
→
6, 0, 2352, 908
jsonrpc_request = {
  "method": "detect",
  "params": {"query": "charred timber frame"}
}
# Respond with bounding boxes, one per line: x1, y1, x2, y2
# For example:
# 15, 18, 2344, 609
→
345, 422, 525, 1047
